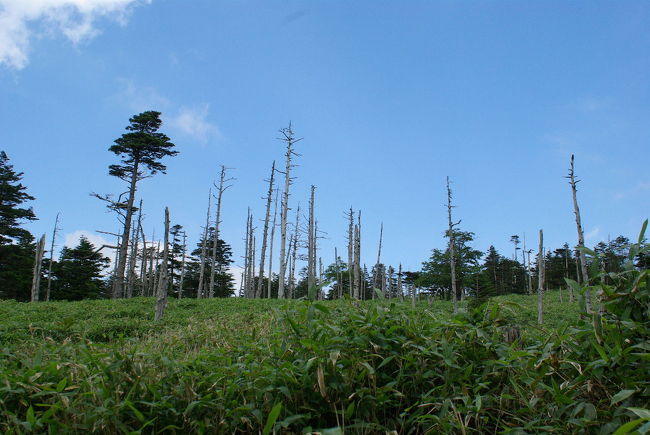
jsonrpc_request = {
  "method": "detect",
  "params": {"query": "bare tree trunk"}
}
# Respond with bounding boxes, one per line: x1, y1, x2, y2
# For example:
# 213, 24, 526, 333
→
446, 177, 459, 313
139, 226, 147, 296
353, 223, 361, 299
210, 166, 233, 298
567, 155, 592, 313
179, 231, 186, 299
318, 257, 324, 300
45, 213, 60, 301
267, 189, 279, 298
278, 124, 300, 299
197, 189, 212, 299
113, 160, 139, 299
256, 162, 275, 298
373, 222, 383, 298
251, 234, 256, 297
155, 207, 170, 321
537, 229, 544, 325
347, 207, 354, 298
398, 264, 403, 302
288, 204, 300, 300
307, 186, 316, 292
243, 209, 251, 298
335, 247, 342, 298
127, 200, 143, 298
31, 234, 46, 302
152, 241, 161, 297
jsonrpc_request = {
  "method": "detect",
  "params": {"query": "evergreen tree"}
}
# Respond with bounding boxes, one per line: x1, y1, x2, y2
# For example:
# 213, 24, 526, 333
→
185, 228, 235, 297
0, 151, 38, 300
51, 237, 110, 300
417, 230, 483, 299
105, 111, 178, 299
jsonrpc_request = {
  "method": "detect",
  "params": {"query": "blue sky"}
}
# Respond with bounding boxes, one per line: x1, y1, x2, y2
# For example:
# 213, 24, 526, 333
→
1, 0, 648, 276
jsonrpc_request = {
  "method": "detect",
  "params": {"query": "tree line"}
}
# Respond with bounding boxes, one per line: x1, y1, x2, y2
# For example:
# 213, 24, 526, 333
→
1, 111, 645, 321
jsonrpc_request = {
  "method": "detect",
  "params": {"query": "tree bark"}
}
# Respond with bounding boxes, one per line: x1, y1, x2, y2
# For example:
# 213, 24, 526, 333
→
257, 162, 275, 298
447, 177, 459, 313
197, 189, 212, 299
155, 207, 170, 321
112, 159, 139, 299
347, 207, 354, 298
179, 231, 186, 299
31, 234, 46, 302
308, 186, 316, 293
267, 189, 279, 298
567, 155, 592, 313
210, 166, 232, 298
537, 229, 544, 325
45, 213, 60, 302
278, 123, 300, 298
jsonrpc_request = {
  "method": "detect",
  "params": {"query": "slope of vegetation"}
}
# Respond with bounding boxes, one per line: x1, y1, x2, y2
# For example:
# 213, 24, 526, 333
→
1, 260, 648, 434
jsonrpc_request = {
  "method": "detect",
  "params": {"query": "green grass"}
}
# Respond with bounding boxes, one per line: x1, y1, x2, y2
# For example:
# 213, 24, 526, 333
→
0, 291, 646, 434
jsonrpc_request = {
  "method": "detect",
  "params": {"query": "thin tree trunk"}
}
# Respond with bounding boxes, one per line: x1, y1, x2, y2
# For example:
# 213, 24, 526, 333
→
210, 166, 232, 298
243, 209, 251, 298
347, 207, 354, 298
197, 189, 212, 298
308, 186, 316, 293
267, 189, 279, 298
257, 162, 275, 298
567, 155, 592, 313
335, 247, 342, 299
113, 160, 139, 299
31, 234, 46, 302
127, 200, 143, 298
447, 177, 459, 313
537, 229, 544, 325
155, 207, 170, 321
45, 213, 60, 301
278, 124, 300, 299
139, 226, 147, 296
398, 264, 403, 302
179, 231, 186, 299
353, 224, 361, 299
289, 204, 300, 299
373, 222, 383, 298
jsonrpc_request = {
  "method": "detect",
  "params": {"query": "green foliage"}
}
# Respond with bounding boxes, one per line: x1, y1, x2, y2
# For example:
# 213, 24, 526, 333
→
0, 151, 37, 301
51, 236, 110, 301
0, 225, 647, 433
108, 111, 178, 180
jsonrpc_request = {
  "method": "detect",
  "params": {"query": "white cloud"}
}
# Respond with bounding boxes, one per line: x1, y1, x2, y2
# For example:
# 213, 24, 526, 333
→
64, 229, 115, 270
0, 0, 150, 70
113, 78, 170, 113
228, 265, 244, 296
585, 226, 601, 242
168, 104, 220, 143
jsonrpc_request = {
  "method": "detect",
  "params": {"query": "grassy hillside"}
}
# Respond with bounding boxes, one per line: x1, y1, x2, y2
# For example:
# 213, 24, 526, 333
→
0, 290, 647, 434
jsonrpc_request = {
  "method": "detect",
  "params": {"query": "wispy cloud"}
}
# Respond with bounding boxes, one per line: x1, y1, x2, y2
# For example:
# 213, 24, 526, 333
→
568, 97, 610, 113
112, 78, 170, 113
613, 181, 650, 200
0, 0, 151, 70
168, 104, 220, 144
585, 226, 601, 242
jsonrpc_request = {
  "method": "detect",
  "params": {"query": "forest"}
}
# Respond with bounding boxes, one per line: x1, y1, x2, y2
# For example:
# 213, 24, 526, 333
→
0, 110, 648, 433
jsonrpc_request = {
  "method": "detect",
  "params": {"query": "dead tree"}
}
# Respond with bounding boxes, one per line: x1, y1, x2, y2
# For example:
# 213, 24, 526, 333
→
353, 217, 361, 299
267, 189, 279, 298
278, 123, 301, 299
31, 234, 46, 302
45, 213, 60, 302
197, 189, 212, 298
446, 177, 460, 313
155, 207, 170, 321
127, 200, 143, 298
307, 186, 317, 293
567, 155, 592, 313
288, 204, 301, 299
537, 229, 544, 325
179, 230, 187, 299
243, 209, 251, 297
210, 166, 233, 298
397, 264, 403, 301
346, 207, 354, 297
335, 247, 343, 298
256, 162, 275, 298
373, 222, 383, 298
139, 226, 148, 296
